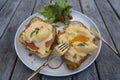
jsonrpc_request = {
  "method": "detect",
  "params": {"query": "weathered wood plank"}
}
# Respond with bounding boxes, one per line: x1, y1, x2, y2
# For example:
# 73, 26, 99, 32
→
0, 0, 21, 79
81, 0, 114, 45
0, 0, 40, 80
73, 64, 99, 80
42, 76, 71, 80
82, 0, 120, 80
11, 59, 40, 80
0, 0, 8, 10
0, 0, 21, 38
33, 0, 51, 13
95, 0, 120, 55
67, 0, 81, 12
0, 42, 17, 80
108, 0, 120, 18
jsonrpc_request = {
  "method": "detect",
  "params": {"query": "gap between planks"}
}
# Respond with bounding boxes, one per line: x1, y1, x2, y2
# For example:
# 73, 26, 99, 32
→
0, 0, 9, 11
0, 0, 22, 39
107, 0, 120, 20
9, 56, 18, 80
94, 0, 120, 55
6, 0, 39, 80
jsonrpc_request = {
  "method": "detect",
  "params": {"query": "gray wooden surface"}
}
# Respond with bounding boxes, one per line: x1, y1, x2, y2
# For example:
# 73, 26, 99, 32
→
0, 0, 120, 80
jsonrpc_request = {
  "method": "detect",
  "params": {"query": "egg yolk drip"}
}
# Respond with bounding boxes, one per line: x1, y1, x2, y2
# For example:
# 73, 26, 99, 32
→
69, 35, 89, 46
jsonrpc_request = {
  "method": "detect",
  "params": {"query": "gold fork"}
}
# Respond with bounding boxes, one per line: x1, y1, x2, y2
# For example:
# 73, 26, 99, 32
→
90, 26, 120, 57
27, 42, 69, 80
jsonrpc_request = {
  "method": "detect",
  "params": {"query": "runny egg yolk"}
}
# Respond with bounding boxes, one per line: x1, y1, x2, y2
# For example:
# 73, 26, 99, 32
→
69, 35, 89, 46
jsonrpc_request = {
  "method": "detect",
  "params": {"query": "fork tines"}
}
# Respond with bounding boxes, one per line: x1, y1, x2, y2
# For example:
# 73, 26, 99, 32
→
57, 42, 69, 53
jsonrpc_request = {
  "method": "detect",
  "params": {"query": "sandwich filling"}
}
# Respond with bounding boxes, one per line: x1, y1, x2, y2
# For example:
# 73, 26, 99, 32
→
59, 22, 98, 57
21, 20, 53, 55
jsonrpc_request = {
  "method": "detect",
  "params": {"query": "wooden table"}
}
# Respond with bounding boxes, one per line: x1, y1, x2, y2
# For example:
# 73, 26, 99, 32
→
0, 0, 120, 80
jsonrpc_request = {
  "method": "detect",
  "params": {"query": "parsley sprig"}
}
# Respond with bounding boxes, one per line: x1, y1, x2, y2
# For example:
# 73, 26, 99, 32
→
77, 42, 88, 46
30, 28, 39, 37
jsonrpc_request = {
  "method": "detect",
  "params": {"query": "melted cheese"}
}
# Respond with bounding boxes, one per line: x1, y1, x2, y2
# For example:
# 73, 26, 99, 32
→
66, 24, 94, 39
34, 34, 53, 55
73, 41, 98, 55
68, 47, 87, 57
22, 20, 53, 55
59, 33, 69, 43
59, 22, 98, 56
23, 21, 52, 42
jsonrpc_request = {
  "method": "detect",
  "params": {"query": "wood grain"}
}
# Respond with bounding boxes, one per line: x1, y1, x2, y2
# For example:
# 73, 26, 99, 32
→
72, 63, 99, 80
0, 0, 21, 38
83, 0, 120, 80
108, 0, 120, 18
81, 0, 114, 44
33, 0, 51, 13
67, 0, 81, 12
0, 0, 8, 10
0, 0, 21, 79
0, 0, 40, 80
42, 76, 72, 80
11, 59, 40, 80
0, 42, 17, 80
95, 0, 120, 55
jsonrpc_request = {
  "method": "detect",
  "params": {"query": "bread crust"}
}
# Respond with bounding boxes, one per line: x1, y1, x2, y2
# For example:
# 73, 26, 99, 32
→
62, 53, 88, 70
19, 17, 56, 58
57, 21, 98, 70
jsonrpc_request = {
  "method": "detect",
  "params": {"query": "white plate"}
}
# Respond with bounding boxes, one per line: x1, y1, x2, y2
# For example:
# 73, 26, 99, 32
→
14, 10, 102, 76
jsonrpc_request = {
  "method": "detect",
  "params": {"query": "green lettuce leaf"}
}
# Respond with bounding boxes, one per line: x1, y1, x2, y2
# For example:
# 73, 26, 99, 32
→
38, 0, 72, 24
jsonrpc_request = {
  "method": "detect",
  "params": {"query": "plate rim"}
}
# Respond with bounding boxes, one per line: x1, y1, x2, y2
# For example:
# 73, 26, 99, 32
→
14, 10, 102, 76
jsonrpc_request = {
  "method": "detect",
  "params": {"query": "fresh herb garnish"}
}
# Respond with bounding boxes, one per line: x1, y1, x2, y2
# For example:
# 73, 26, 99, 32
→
30, 28, 39, 37
78, 42, 88, 46
39, 0, 72, 24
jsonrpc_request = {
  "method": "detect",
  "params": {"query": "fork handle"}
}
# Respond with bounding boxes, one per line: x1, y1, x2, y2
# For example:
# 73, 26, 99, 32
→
100, 36, 119, 54
97, 35, 120, 57
105, 41, 120, 55
104, 41, 118, 54
104, 41, 120, 57
27, 60, 50, 80
90, 26, 119, 56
